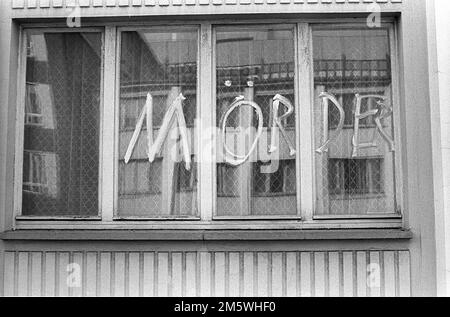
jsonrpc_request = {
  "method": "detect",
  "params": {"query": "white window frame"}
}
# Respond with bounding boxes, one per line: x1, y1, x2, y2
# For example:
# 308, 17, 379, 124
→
14, 27, 105, 222
111, 25, 202, 221
211, 23, 302, 221
310, 23, 403, 221
12, 19, 404, 230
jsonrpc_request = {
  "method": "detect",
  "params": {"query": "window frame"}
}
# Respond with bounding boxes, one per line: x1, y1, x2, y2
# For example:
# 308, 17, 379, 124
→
14, 27, 105, 222
12, 19, 404, 230
112, 25, 202, 221
212, 23, 302, 221
310, 22, 403, 221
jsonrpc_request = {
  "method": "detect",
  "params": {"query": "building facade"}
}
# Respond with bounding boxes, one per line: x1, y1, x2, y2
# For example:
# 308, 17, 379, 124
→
0, 0, 446, 296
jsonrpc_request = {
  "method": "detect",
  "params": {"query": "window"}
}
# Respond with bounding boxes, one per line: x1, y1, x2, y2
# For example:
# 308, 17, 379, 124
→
23, 151, 50, 195
15, 21, 401, 226
20, 30, 102, 217
328, 158, 384, 196
253, 160, 296, 197
118, 28, 198, 218
25, 84, 43, 126
215, 25, 298, 218
313, 27, 398, 216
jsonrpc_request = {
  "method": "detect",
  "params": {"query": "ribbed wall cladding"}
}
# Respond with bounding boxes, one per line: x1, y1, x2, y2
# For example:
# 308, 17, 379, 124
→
10, 0, 404, 18
3, 250, 410, 297
11, 0, 403, 10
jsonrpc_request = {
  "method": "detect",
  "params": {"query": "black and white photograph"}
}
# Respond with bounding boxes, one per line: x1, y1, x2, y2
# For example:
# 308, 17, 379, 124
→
0, 0, 448, 301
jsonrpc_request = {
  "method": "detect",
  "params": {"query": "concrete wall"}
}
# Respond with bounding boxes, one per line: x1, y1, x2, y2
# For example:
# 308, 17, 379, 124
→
427, 0, 450, 297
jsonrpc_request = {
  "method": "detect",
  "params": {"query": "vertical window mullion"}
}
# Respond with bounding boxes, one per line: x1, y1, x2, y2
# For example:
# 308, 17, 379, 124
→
14, 29, 28, 220
199, 23, 214, 221
100, 26, 117, 222
297, 23, 315, 221
389, 24, 403, 217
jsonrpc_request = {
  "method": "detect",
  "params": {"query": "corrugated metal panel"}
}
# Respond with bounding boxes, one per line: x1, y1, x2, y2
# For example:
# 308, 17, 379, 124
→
9, 0, 404, 19
2, 250, 411, 297
11, 0, 403, 10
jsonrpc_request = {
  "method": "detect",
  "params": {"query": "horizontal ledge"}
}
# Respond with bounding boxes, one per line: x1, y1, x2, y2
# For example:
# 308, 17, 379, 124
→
15, 217, 102, 221
313, 214, 402, 220
212, 216, 302, 221
0, 229, 412, 241
113, 217, 201, 221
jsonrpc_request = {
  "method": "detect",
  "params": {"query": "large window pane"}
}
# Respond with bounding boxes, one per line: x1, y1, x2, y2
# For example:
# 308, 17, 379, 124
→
215, 26, 297, 217
118, 29, 198, 217
313, 27, 398, 216
22, 31, 102, 216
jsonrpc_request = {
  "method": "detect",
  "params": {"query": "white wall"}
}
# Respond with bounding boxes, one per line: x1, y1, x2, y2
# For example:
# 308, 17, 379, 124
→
428, 0, 450, 297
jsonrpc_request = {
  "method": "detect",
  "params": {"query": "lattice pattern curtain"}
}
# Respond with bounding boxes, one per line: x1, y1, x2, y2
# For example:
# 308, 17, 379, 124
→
313, 28, 397, 216
118, 29, 198, 217
215, 26, 297, 217
22, 32, 102, 216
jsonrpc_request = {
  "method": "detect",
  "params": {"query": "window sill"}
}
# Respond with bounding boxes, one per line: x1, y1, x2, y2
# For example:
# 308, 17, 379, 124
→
313, 214, 401, 220
15, 216, 102, 221
11, 218, 404, 231
0, 228, 412, 241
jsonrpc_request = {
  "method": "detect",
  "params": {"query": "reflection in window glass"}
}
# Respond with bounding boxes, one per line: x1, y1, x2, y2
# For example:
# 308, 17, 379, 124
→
118, 29, 198, 217
22, 32, 102, 216
216, 26, 297, 217
313, 27, 397, 215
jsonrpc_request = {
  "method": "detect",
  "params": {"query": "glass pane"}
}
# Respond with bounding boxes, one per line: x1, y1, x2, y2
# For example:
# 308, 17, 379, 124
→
313, 27, 397, 216
22, 32, 102, 216
216, 26, 297, 217
118, 29, 198, 217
